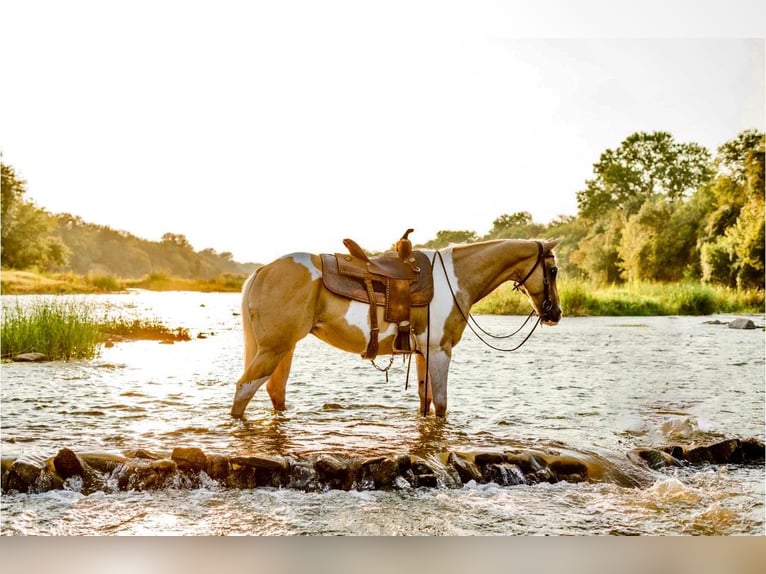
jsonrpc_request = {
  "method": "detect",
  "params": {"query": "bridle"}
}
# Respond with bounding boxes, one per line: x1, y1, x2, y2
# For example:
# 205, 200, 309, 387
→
377, 240, 559, 415
429, 240, 558, 353
513, 240, 558, 324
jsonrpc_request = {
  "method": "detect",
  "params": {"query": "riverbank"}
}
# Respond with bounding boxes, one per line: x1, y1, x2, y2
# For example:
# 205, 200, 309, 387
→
0, 270, 248, 294
2, 268, 763, 316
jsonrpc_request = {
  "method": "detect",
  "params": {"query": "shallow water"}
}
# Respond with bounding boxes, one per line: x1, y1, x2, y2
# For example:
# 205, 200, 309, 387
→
1, 291, 764, 535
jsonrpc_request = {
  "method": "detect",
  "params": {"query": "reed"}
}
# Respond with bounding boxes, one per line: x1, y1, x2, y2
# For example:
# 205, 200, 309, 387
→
1, 297, 192, 361
472, 280, 764, 316
1, 298, 103, 360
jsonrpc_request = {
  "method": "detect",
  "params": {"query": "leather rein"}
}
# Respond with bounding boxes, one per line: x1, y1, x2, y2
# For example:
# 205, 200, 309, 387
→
431, 240, 557, 352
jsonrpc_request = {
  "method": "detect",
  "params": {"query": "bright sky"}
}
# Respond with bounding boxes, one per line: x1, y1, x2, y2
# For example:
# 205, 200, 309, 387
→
2, 1, 764, 264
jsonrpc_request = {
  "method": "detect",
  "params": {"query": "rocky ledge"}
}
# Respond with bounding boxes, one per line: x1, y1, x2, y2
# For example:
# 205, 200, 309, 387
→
2, 437, 763, 495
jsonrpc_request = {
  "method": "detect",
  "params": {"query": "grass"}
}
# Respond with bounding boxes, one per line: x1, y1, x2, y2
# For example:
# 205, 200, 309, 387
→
472, 280, 765, 317
1, 298, 103, 360
1, 297, 191, 361
1, 269, 251, 294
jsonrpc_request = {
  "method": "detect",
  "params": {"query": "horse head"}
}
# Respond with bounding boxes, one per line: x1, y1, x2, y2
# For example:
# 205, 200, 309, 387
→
514, 239, 562, 326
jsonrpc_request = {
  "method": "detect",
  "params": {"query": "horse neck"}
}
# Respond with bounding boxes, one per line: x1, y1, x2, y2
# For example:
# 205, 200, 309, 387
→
449, 240, 538, 304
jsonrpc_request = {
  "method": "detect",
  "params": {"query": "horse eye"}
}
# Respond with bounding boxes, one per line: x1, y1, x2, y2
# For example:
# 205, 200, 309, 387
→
550, 267, 558, 279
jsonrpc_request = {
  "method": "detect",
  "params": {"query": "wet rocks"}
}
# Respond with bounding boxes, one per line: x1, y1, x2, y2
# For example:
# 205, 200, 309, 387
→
727, 318, 757, 330
11, 352, 48, 362
632, 437, 765, 470
2, 437, 763, 495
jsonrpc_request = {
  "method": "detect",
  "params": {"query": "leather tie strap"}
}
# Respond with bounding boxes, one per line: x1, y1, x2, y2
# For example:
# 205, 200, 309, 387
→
363, 274, 379, 359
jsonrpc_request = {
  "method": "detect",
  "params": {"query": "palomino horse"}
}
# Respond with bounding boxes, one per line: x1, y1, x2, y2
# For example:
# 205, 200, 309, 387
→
231, 238, 561, 418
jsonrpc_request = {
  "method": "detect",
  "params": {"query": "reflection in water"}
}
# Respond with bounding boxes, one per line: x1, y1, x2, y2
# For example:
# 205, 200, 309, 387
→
1, 292, 764, 535
230, 414, 296, 455
409, 417, 450, 456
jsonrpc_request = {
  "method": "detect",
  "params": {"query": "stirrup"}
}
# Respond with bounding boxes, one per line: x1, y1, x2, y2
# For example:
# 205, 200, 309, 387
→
393, 320, 412, 354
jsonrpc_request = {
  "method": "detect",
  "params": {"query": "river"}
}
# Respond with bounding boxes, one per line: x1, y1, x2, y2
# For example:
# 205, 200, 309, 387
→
1, 291, 763, 535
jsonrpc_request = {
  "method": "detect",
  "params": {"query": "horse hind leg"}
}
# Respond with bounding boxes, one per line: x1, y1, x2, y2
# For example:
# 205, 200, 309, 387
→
266, 347, 295, 411
231, 348, 290, 418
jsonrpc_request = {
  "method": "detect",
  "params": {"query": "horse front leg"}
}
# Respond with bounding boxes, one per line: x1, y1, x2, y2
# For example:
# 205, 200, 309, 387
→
416, 349, 451, 417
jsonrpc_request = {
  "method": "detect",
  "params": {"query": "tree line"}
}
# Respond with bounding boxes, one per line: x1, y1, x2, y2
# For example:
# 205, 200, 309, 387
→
1, 165, 257, 279
1, 129, 764, 288
417, 129, 764, 290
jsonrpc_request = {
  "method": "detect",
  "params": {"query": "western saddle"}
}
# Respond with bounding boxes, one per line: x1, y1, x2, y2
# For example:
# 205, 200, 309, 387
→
321, 229, 434, 360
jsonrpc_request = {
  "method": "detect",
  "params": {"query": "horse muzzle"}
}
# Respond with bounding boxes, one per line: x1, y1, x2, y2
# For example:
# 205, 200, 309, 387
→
541, 301, 562, 326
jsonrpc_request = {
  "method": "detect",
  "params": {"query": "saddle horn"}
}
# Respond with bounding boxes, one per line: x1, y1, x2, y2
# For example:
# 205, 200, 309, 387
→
396, 228, 414, 260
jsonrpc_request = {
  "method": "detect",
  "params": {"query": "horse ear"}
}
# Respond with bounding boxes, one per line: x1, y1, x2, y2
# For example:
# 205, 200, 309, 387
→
544, 238, 562, 252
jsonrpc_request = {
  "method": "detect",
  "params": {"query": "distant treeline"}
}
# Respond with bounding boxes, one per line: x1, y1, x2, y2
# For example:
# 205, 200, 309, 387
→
1, 167, 258, 279
1, 129, 764, 288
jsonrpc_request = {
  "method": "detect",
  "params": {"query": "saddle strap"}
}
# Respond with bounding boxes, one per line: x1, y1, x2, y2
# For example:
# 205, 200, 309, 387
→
363, 274, 379, 360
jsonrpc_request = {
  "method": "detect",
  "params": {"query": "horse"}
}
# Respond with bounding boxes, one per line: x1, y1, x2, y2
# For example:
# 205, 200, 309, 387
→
230, 237, 562, 419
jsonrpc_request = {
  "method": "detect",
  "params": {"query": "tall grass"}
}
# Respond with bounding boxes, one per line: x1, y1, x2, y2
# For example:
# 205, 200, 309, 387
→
472, 280, 764, 316
1, 298, 103, 360
1, 297, 192, 361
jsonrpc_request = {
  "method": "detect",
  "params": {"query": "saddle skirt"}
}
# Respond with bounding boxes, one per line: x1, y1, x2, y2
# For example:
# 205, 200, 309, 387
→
320, 250, 434, 307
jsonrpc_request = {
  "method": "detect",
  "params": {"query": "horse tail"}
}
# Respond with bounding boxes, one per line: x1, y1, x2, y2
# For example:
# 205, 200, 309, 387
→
240, 269, 260, 368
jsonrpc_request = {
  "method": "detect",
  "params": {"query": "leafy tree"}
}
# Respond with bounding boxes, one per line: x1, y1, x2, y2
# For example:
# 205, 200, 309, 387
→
486, 212, 546, 239
618, 195, 701, 282
544, 215, 588, 280
569, 211, 623, 284
417, 230, 478, 249
576, 131, 713, 219
699, 131, 764, 288
1, 163, 68, 270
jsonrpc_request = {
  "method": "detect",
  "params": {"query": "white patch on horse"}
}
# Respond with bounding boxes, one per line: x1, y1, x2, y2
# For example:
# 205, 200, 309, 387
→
285, 252, 321, 281
426, 249, 460, 345
345, 300, 397, 342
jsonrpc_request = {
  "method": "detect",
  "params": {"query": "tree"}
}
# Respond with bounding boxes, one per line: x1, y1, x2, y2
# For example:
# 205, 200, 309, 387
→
576, 131, 713, 220
699, 131, 765, 288
486, 211, 546, 239
418, 230, 478, 249
618, 195, 701, 282
1, 163, 68, 270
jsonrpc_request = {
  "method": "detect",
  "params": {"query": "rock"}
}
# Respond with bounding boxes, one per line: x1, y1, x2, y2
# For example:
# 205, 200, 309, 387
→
171, 447, 208, 473
483, 463, 526, 485
357, 456, 399, 489
548, 456, 589, 482
412, 473, 438, 487
474, 451, 505, 466
5, 460, 43, 493
116, 458, 178, 491
505, 452, 546, 474
5, 437, 764, 494
629, 447, 680, 470
53, 447, 87, 479
206, 454, 230, 480
739, 438, 765, 463
448, 452, 482, 484
313, 454, 352, 490
124, 448, 163, 460
287, 460, 318, 490
682, 445, 713, 464
228, 455, 289, 488
728, 318, 756, 330
79, 452, 128, 473
708, 439, 741, 464
12, 352, 48, 362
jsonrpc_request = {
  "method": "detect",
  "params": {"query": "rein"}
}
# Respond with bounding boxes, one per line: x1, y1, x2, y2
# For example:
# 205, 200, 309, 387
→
429, 243, 549, 353
372, 241, 553, 416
